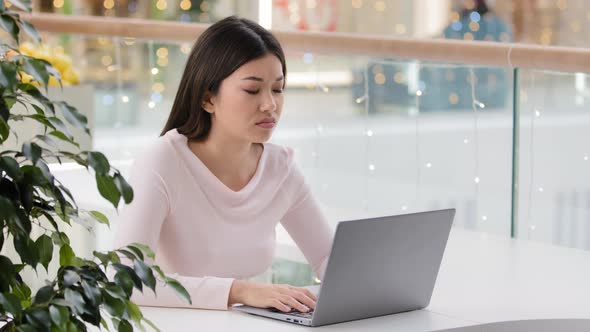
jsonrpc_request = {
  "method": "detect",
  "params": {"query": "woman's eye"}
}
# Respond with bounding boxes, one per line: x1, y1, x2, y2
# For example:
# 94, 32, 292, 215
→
244, 89, 283, 95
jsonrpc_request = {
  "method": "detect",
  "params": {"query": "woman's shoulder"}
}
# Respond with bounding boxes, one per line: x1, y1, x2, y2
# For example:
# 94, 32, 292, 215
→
263, 142, 296, 168
132, 130, 183, 174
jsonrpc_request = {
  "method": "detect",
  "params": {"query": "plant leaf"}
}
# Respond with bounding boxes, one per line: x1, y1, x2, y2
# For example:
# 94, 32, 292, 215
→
59, 243, 75, 266
21, 141, 42, 164
49, 305, 70, 326
0, 61, 17, 92
20, 19, 40, 43
0, 293, 22, 321
165, 279, 191, 305
133, 259, 156, 292
22, 56, 49, 87
129, 243, 155, 261
55, 101, 88, 134
118, 319, 132, 332
0, 14, 19, 44
7, 0, 32, 11
0, 156, 22, 180
114, 172, 133, 204
33, 284, 54, 304
88, 210, 109, 227
96, 173, 121, 209
87, 151, 110, 175
35, 234, 53, 270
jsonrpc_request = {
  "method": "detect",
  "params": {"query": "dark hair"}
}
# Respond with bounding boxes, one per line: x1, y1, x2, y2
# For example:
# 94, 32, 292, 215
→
461, 0, 489, 19
160, 15, 287, 139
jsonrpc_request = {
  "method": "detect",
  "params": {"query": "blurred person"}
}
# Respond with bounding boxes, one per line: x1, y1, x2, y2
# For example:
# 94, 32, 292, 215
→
419, 0, 512, 112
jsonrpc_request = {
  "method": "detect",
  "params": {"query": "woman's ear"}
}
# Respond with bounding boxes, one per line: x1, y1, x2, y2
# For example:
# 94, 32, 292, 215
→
202, 91, 215, 113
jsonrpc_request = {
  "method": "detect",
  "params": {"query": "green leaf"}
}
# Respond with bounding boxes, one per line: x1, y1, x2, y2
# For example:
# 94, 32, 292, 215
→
34, 134, 58, 149
24, 307, 51, 330
20, 19, 40, 43
103, 292, 125, 318
13, 235, 39, 267
126, 246, 144, 261
59, 243, 75, 266
55, 102, 88, 134
112, 264, 142, 292
104, 283, 127, 300
33, 284, 54, 304
129, 243, 155, 261
118, 319, 132, 332
22, 141, 42, 164
49, 305, 70, 326
165, 279, 191, 305
114, 270, 134, 298
0, 293, 22, 320
96, 173, 121, 209
142, 317, 161, 332
0, 14, 19, 44
22, 56, 50, 87
87, 151, 110, 175
36, 234, 53, 270
0, 61, 18, 92
61, 269, 80, 287
81, 279, 101, 307
7, 0, 32, 11
133, 259, 156, 293
0, 118, 10, 143
12, 282, 32, 302
51, 231, 70, 246
35, 160, 55, 185
0, 156, 22, 180
125, 300, 142, 323
64, 288, 87, 316
48, 130, 79, 147
88, 210, 109, 227
114, 173, 134, 204
0, 98, 9, 122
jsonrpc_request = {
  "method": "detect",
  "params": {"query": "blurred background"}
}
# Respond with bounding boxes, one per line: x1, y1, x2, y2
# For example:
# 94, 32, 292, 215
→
2, 0, 589, 286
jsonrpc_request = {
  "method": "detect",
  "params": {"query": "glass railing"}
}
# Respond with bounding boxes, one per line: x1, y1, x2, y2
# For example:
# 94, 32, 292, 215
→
5, 17, 590, 286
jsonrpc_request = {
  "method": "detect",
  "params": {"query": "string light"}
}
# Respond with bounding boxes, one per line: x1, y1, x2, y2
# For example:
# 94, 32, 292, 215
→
464, 137, 470, 144
156, 47, 168, 58
156, 0, 167, 11
148, 101, 156, 109
180, 0, 191, 10
121, 96, 129, 103
401, 205, 408, 211
481, 215, 488, 221
368, 164, 375, 171
584, 156, 589, 161
101, 55, 113, 66
425, 162, 432, 168
366, 130, 373, 137
180, 43, 191, 54
151, 67, 159, 75
123, 38, 136, 46
416, 90, 423, 96
355, 95, 367, 103
103, 0, 114, 9
53, 0, 64, 8
474, 176, 480, 184
535, 109, 541, 117
538, 187, 544, 192
374, 0, 386, 12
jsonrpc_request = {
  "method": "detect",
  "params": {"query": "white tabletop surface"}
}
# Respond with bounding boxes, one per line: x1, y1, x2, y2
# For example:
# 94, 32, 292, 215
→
137, 228, 590, 331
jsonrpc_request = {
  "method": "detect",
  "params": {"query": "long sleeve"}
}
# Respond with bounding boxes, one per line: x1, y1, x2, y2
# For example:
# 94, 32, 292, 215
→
113, 153, 235, 310
280, 163, 334, 280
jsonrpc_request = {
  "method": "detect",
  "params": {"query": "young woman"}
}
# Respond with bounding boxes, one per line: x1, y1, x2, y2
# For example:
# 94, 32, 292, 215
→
114, 16, 334, 313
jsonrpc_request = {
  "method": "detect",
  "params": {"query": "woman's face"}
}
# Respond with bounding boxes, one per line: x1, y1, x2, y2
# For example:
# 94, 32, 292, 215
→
206, 53, 285, 144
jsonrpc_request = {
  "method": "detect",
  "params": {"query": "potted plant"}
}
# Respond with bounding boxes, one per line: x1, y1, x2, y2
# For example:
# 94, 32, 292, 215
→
0, 1, 190, 331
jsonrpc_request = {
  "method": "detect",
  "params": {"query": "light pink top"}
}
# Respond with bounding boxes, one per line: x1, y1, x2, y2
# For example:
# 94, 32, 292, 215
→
114, 129, 334, 310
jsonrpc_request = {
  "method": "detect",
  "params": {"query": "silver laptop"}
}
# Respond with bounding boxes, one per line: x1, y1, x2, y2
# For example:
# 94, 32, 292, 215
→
233, 208, 455, 327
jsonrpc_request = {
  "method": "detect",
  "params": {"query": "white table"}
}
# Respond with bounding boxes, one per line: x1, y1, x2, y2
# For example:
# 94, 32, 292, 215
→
139, 228, 590, 331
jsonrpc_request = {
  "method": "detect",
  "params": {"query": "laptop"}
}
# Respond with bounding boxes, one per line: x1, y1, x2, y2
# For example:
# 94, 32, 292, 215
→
233, 208, 455, 327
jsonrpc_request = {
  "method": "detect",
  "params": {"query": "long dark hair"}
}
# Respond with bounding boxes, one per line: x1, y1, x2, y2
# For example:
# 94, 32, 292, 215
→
160, 16, 287, 139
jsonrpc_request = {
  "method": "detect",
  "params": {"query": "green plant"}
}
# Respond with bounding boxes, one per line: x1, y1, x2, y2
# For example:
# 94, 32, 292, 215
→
0, 1, 190, 331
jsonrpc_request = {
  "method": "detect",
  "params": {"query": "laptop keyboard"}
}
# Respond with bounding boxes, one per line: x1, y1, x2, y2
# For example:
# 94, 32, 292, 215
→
270, 308, 314, 318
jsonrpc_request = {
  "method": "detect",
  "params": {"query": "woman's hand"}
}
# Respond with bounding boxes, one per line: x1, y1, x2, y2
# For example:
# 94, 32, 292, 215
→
228, 280, 317, 313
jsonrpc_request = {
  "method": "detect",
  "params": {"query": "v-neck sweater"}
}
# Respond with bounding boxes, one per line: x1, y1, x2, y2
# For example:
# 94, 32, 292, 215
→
114, 129, 334, 310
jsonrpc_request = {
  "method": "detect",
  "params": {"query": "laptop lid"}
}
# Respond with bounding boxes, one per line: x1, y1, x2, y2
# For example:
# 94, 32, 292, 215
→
311, 208, 455, 326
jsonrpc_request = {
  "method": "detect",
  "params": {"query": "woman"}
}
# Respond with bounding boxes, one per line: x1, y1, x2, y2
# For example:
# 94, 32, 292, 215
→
114, 16, 334, 313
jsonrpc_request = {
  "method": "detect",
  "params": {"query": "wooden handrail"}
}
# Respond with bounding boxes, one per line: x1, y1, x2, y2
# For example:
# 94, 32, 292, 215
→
21, 13, 590, 73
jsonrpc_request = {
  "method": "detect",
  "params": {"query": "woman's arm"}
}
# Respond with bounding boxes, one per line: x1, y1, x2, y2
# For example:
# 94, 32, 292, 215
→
113, 156, 235, 310
280, 163, 334, 280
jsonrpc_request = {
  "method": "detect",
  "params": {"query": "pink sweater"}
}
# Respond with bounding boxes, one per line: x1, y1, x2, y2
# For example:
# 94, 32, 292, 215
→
113, 129, 334, 310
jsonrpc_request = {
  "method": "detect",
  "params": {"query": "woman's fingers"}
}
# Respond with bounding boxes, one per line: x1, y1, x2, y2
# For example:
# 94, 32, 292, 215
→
279, 295, 310, 313
285, 286, 317, 307
270, 299, 292, 313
